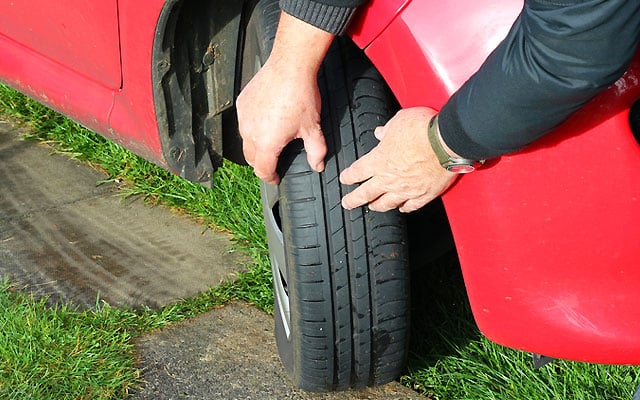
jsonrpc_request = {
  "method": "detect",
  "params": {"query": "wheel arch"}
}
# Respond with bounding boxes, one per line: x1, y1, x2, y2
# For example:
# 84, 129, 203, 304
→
151, 0, 252, 187
358, 0, 640, 365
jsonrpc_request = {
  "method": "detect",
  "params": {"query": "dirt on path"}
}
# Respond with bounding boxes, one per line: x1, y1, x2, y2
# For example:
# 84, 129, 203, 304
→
132, 302, 423, 400
0, 119, 245, 308
0, 119, 424, 399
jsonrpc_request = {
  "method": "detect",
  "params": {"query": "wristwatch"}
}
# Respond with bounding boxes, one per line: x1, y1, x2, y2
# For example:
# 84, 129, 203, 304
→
428, 114, 484, 173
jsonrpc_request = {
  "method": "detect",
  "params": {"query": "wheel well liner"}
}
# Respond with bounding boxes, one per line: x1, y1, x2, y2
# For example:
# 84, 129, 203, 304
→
152, 0, 252, 187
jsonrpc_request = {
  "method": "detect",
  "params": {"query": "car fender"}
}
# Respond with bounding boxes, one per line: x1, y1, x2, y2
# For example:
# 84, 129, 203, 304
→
357, 0, 640, 364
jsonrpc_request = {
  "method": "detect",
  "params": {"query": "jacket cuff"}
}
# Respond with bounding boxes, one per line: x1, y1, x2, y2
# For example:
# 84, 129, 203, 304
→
438, 94, 522, 160
280, 0, 358, 35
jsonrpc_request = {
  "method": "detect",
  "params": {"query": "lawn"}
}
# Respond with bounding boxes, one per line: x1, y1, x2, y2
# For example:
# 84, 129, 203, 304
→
1, 83, 638, 399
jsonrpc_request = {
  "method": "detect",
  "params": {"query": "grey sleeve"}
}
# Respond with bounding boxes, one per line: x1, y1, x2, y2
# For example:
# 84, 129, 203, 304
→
438, 0, 640, 160
279, 0, 367, 35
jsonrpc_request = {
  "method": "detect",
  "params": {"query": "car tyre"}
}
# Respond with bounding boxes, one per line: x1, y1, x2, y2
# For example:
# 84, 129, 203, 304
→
241, 0, 410, 392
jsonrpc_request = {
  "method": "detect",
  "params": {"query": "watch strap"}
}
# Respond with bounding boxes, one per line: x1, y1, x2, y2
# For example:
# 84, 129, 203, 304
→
428, 114, 484, 173
428, 115, 453, 166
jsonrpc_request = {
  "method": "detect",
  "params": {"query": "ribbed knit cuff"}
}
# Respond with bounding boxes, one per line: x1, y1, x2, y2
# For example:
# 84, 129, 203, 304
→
280, 0, 358, 35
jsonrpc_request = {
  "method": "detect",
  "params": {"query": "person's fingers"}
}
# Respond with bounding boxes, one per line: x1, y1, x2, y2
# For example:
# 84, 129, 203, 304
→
339, 153, 376, 186
242, 136, 256, 168
373, 125, 386, 141
398, 195, 431, 214
302, 127, 327, 172
341, 178, 384, 210
252, 146, 281, 185
367, 193, 405, 213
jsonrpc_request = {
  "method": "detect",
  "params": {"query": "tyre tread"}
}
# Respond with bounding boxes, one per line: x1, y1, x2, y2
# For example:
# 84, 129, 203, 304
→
266, 31, 409, 392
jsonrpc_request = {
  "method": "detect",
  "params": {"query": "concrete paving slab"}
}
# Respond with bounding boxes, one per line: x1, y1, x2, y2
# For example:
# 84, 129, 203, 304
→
132, 302, 424, 400
0, 119, 247, 308
0, 118, 424, 399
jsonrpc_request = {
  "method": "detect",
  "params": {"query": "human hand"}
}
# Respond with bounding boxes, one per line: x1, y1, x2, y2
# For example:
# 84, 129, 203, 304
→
236, 12, 333, 185
237, 61, 326, 184
339, 107, 457, 213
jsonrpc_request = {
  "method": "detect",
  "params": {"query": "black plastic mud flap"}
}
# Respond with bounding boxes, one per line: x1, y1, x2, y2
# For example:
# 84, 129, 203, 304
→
632, 382, 640, 400
532, 353, 555, 369
152, 0, 245, 187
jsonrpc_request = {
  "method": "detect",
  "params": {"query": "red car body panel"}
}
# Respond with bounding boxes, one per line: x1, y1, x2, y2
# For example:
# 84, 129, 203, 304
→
0, 0, 122, 90
0, 26, 113, 138
108, 0, 165, 164
358, 0, 640, 363
0, 0, 165, 164
349, 0, 409, 48
445, 62, 640, 364
1, 0, 639, 365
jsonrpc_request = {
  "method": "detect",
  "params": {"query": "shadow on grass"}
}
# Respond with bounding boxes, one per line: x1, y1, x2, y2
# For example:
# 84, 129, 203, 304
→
402, 202, 640, 400
405, 200, 481, 371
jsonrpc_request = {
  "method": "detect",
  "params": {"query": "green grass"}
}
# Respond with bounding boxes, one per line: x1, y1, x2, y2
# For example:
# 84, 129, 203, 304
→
0, 280, 138, 399
0, 84, 273, 399
0, 272, 272, 400
1, 83, 639, 399
405, 253, 640, 399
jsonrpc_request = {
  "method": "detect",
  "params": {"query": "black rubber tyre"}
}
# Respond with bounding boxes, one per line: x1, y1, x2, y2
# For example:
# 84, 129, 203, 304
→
241, 0, 410, 392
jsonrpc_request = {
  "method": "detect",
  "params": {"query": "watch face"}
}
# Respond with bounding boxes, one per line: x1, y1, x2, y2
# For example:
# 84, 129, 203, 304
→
447, 164, 476, 174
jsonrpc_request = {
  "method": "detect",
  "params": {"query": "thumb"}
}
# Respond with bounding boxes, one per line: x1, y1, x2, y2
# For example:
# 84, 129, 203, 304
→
374, 126, 386, 141
302, 128, 327, 172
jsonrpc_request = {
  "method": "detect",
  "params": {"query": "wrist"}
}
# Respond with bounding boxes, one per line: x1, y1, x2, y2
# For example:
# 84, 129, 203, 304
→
428, 114, 485, 174
268, 11, 334, 75
279, 0, 358, 35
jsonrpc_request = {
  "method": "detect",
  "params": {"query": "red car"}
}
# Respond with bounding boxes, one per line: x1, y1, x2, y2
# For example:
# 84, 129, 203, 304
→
1, 0, 639, 392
